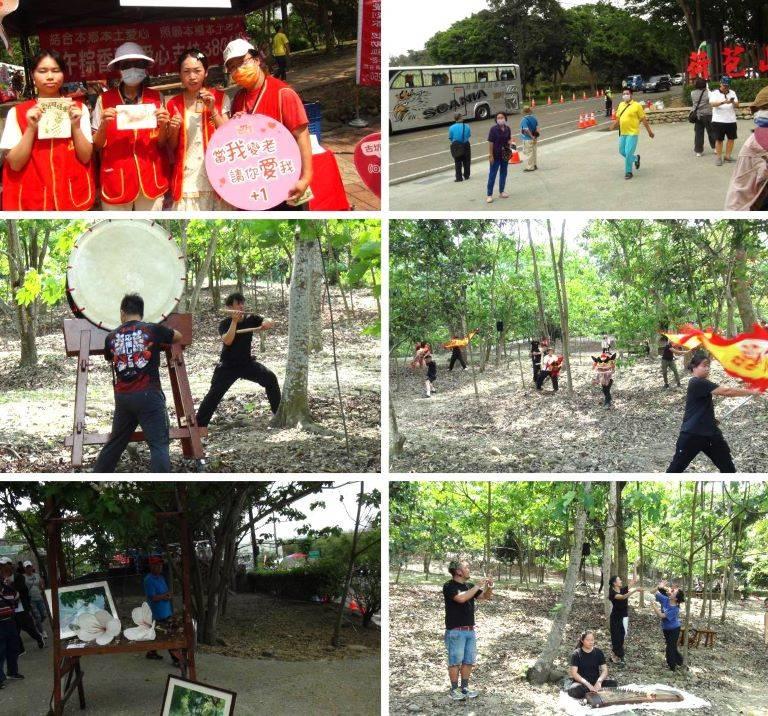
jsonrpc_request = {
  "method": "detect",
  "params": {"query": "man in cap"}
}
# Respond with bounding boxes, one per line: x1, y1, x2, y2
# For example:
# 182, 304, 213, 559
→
709, 76, 739, 166
92, 42, 171, 210
143, 555, 179, 665
0, 558, 23, 688
725, 85, 768, 209
222, 38, 313, 208
23, 561, 47, 634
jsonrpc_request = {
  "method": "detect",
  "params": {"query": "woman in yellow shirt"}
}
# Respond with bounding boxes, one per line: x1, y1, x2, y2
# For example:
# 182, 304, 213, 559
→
611, 88, 655, 179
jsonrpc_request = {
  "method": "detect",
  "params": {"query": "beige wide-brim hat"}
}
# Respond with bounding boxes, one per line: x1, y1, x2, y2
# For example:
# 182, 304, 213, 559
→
108, 41, 155, 68
749, 86, 768, 110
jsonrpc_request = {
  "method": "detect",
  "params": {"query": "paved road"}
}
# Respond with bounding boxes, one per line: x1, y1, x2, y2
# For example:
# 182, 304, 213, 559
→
390, 87, 683, 183
389, 118, 749, 211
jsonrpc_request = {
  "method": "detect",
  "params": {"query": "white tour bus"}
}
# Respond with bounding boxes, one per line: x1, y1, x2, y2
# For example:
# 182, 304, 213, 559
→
389, 63, 522, 133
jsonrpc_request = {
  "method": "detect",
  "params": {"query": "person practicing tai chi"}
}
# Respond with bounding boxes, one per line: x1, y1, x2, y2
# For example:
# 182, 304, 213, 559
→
567, 630, 618, 699
666, 352, 760, 473
660, 337, 685, 388
196, 292, 281, 427
95, 294, 182, 473
423, 352, 437, 398
530, 339, 542, 381
592, 351, 616, 407
607, 575, 644, 665
652, 581, 686, 672
536, 348, 562, 392
442, 560, 492, 702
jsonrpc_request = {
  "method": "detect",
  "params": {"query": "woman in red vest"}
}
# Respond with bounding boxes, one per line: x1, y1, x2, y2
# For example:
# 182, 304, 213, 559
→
0, 49, 95, 211
167, 49, 231, 211
223, 38, 313, 209
91, 42, 171, 211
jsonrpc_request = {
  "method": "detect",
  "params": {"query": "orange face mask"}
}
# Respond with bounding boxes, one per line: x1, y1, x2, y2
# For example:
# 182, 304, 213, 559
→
232, 63, 263, 90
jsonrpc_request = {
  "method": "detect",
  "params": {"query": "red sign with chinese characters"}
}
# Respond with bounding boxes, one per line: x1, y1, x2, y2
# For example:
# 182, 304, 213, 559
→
356, 0, 381, 87
38, 18, 247, 81
353, 132, 381, 198
688, 44, 768, 81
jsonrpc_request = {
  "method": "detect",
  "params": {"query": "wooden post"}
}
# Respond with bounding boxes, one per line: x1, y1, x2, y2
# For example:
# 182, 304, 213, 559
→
46, 496, 64, 715
72, 330, 92, 468
177, 485, 197, 681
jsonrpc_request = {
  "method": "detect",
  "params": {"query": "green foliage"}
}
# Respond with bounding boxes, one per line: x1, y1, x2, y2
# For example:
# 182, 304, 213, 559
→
247, 561, 342, 600
747, 558, 768, 589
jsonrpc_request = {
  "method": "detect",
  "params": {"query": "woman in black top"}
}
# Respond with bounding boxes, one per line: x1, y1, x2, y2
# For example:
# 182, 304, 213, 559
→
666, 353, 759, 472
486, 112, 513, 203
607, 575, 643, 664
567, 630, 618, 699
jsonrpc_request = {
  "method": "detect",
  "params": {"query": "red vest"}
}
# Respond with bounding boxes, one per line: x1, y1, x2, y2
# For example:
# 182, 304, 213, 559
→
166, 88, 225, 202
2, 99, 95, 211
231, 76, 292, 122
99, 87, 169, 205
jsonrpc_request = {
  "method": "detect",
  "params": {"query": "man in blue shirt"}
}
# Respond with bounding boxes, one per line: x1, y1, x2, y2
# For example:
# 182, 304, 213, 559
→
143, 556, 179, 665
448, 113, 472, 182
520, 106, 539, 172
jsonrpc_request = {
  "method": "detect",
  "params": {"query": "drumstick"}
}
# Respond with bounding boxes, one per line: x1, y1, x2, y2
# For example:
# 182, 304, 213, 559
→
221, 308, 247, 315
235, 327, 265, 334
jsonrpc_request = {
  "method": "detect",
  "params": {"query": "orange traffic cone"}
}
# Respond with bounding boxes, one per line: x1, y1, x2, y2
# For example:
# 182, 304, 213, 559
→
611, 109, 617, 121
582, 90, 587, 100
589, 112, 596, 126
508, 138, 521, 164
572, 92, 576, 102
559, 94, 564, 104
547, 96, 552, 105
578, 113, 586, 129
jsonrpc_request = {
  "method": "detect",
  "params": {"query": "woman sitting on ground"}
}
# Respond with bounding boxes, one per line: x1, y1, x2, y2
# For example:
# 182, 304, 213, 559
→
567, 630, 618, 699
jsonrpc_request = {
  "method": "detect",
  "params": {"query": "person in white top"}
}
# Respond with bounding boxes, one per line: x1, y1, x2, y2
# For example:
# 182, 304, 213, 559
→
709, 76, 739, 166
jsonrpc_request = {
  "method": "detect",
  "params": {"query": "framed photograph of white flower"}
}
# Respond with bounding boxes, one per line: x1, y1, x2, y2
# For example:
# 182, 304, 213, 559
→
45, 581, 118, 641
161, 676, 236, 716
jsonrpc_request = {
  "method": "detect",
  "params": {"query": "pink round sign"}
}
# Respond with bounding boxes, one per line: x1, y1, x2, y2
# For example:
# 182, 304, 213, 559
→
205, 113, 301, 210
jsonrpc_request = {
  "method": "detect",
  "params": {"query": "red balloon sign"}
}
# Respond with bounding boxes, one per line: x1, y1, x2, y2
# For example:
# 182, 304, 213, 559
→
353, 132, 381, 198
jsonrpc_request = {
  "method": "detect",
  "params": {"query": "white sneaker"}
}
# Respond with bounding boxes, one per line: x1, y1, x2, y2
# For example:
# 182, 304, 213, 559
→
449, 689, 466, 701
462, 689, 479, 699
695, 152, 702, 157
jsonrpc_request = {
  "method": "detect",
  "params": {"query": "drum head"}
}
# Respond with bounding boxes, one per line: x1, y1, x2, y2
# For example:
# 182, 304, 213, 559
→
67, 220, 185, 330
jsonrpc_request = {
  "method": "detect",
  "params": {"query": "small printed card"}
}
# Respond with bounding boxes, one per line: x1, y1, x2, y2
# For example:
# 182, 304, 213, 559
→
116, 103, 157, 131
37, 97, 73, 139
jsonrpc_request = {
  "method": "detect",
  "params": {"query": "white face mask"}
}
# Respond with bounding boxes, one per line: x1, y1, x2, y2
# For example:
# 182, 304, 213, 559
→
121, 68, 147, 86
496, 118, 506, 125
622, 94, 631, 102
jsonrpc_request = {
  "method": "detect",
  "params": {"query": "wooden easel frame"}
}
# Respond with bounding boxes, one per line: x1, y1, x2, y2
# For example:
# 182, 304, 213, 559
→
62, 313, 206, 468
45, 485, 197, 715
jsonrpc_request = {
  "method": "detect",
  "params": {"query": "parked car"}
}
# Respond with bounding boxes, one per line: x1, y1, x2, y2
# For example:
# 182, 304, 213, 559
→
623, 75, 644, 91
671, 73, 685, 85
644, 74, 672, 92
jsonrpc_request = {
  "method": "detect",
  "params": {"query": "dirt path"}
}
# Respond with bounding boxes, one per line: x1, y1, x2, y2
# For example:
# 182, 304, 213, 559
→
390, 351, 767, 473
0, 288, 380, 473
389, 574, 768, 715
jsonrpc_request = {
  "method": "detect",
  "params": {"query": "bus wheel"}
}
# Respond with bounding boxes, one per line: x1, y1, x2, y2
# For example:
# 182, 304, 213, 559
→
475, 104, 491, 120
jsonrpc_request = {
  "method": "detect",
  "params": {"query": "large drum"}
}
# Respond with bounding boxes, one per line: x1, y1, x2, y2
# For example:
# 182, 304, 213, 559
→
67, 220, 185, 330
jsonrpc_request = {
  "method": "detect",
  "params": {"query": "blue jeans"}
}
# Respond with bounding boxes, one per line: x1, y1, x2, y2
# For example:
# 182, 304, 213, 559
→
94, 389, 171, 472
619, 134, 639, 174
487, 159, 508, 196
0, 618, 20, 682
444, 628, 477, 666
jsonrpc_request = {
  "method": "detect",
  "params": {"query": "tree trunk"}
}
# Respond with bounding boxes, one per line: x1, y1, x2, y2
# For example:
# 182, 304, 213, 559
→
601, 482, 618, 619
178, 220, 189, 312
189, 224, 219, 312
527, 220, 547, 340
6, 220, 38, 367
332, 482, 364, 647
681, 481, 700, 665
637, 484, 645, 607
730, 223, 757, 330
462, 314, 480, 401
548, 220, 573, 394
308, 238, 324, 353
527, 482, 592, 684
389, 400, 406, 457
616, 482, 628, 579
272, 234, 320, 428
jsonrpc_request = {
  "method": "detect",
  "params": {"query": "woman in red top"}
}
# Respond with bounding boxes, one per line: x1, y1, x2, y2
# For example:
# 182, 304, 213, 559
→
0, 49, 95, 211
167, 49, 231, 210
92, 42, 171, 211
222, 38, 312, 209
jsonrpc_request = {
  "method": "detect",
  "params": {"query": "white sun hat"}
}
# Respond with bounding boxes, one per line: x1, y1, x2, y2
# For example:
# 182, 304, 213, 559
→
22, 560, 33, 567
108, 42, 155, 68
223, 38, 255, 67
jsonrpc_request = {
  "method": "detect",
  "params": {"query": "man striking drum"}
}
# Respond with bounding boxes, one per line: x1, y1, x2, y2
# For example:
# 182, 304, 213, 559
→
95, 294, 182, 473
196, 292, 281, 427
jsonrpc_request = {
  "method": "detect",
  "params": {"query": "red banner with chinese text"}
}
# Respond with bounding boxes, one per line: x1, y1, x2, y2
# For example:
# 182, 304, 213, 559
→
356, 0, 381, 87
39, 17, 247, 81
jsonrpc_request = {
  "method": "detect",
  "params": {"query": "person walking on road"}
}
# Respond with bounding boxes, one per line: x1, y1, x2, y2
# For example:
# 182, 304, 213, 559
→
520, 105, 539, 172
710, 76, 739, 166
611, 88, 655, 180
690, 77, 715, 157
605, 88, 613, 118
486, 111, 513, 203
448, 113, 471, 182
272, 23, 290, 81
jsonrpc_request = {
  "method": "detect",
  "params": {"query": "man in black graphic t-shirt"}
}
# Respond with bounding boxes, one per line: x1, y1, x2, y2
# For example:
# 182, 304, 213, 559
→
94, 293, 182, 473
196, 292, 281, 427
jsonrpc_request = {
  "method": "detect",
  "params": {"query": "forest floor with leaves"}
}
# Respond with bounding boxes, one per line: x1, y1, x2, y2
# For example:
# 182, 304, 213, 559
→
390, 350, 767, 473
0, 287, 380, 473
389, 571, 768, 715
196, 590, 380, 662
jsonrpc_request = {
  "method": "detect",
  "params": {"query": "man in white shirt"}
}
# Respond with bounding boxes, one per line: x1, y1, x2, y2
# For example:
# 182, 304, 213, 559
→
709, 76, 739, 166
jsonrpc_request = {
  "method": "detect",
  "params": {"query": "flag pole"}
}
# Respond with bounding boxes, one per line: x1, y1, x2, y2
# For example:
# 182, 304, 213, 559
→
720, 394, 757, 421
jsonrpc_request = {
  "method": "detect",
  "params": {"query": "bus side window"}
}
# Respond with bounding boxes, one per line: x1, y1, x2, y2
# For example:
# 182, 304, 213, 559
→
431, 73, 449, 86
499, 67, 517, 81
392, 71, 422, 89
450, 69, 477, 84
477, 71, 488, 82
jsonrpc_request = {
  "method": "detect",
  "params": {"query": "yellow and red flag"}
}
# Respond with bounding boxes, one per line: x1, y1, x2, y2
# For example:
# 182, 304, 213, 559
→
443, 329, 479, 350
662, 324, 768, 391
